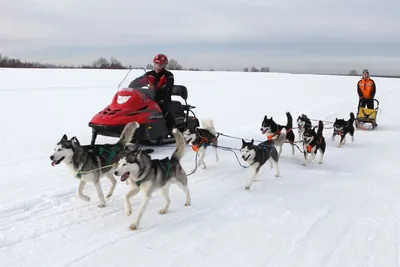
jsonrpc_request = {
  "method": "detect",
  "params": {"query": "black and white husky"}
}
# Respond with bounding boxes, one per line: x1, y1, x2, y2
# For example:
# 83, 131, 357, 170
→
240, 138, 280, 190
332, 112, 355, 148
297, 114, 313, 140
113, 128, 191, 230
302, 120, 326, 166
183, 119, 219, 170
261, 112, 295, 156
50, 122, 139, 207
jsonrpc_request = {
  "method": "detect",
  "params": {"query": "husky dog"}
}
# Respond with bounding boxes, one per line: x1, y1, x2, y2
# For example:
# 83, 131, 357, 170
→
332, 112, 355, 148
261, 112, 295, 156
297, 114, 313, 141
114, 128, 191, 230
240, 138, 280, 190
302, 120, 326, 166
183, 118, 219, 170
49, 122, 140, 207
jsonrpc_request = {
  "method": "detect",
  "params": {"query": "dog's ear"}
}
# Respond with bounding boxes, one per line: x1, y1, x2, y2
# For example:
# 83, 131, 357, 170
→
61, 134, 68, 142
241, 138, 246, 146
124, 143, 137, 153
264, 115, 267, 120
250, 139, 254, 145
70, 136, 80, 145
70, 136, 80, 150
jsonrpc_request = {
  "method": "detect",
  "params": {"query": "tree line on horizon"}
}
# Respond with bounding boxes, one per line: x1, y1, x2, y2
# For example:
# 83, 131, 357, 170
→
0, 53, 275, 72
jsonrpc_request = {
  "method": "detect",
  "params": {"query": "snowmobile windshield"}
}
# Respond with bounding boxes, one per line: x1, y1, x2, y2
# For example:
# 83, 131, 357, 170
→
117, 68, 150, 92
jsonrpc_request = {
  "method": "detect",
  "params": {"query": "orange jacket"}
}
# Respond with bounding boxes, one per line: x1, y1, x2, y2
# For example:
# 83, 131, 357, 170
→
357, 78, 376, 99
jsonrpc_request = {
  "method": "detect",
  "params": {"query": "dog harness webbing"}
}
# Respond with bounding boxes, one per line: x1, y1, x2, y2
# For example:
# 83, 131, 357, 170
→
134, 159, 173, 187
306, 136, 324, 153
75, 145, 120, 179
191, 136, 217, 152
267, 128, 292, 140
98, 146, 120, 165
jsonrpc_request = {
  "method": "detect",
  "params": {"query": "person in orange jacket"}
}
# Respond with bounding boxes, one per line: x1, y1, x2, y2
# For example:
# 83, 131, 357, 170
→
357, 69, 376, 109
357, 69, 377, 125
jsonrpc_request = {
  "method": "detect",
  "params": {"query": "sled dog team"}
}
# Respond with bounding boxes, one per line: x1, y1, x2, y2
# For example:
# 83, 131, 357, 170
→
50, 111, 355, 230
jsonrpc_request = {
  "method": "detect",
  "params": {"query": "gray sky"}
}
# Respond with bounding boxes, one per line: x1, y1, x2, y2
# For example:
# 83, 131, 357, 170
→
1, 0, 400, 74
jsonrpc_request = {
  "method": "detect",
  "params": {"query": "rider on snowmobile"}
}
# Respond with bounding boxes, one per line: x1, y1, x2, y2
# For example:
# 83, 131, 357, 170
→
128, 54, 175, 133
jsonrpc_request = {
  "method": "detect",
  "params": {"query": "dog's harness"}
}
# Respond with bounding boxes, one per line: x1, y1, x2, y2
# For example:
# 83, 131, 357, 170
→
305, 136, 324, 153
246, 141, 273, 166
191, 132, 219, 152
267, 128, 292, 141
132, 157, 174, 187
333, 128, 344, 136
75, 145, 121, 179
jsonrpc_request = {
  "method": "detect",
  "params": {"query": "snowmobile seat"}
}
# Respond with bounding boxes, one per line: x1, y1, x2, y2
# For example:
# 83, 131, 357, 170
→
170, 85, 195, 111
169, 101, 186, 125
170, 85, 188, 100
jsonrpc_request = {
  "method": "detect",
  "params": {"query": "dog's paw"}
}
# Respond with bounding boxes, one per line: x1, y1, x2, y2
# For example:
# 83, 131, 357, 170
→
98, 203, 106, 208
106, 193, 112, 198
159, 208, 168, 214
302, 162, 307, 166
185, 201, 191, 206
318, 161, 323, 164
275, 174, 280, 177
244, 185, 251, 190
129, 223, 138, 230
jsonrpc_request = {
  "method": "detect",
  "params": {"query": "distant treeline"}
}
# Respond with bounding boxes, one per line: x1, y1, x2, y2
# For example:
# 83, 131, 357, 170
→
0, 54, 191, 70
0, 54, 130, 69
0, 53, 272, 72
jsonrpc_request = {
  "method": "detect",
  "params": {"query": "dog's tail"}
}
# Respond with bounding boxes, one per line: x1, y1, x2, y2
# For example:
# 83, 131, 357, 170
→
118, 121, 140, 146
317, 120, 324, 136
349, 112, 355, 124
201, 118, 217, 136
171, 128, 186, 161
286, 112, 293, 129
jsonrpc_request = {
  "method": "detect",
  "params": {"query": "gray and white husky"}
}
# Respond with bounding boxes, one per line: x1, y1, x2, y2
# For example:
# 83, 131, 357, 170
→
297, 114, 312, 141
240, 138, 280, 190
260, 113, 293, 156
114, 128, 191, 230
183, 118, 219, 170
50, 122, 139, 207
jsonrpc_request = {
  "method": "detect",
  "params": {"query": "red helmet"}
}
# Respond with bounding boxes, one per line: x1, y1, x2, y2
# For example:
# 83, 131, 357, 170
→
153, 54, 168, 72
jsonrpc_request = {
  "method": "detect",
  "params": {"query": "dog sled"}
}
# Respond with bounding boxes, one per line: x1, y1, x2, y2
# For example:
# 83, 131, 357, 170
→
355, 99, 379, 130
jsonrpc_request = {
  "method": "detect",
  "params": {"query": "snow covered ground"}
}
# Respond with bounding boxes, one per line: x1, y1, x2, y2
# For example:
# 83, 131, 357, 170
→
1, 67, 400, 267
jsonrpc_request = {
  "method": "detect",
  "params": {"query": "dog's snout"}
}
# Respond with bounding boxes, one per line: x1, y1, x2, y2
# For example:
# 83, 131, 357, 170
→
114, 171, 118, 176
50, 155, 54, 161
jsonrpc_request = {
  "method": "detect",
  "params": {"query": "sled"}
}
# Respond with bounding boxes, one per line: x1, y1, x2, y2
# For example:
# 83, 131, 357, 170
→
355, 99, 379, 130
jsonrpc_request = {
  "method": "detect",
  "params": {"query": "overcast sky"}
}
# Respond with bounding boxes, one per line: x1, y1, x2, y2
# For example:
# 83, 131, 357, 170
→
1, 0, 400, 74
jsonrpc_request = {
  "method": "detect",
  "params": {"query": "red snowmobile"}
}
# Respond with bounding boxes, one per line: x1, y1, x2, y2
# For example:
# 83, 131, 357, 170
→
88, 68, 199, 146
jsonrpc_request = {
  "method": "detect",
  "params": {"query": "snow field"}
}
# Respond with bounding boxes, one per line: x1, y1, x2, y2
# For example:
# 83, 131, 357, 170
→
1, 68, 400, 266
